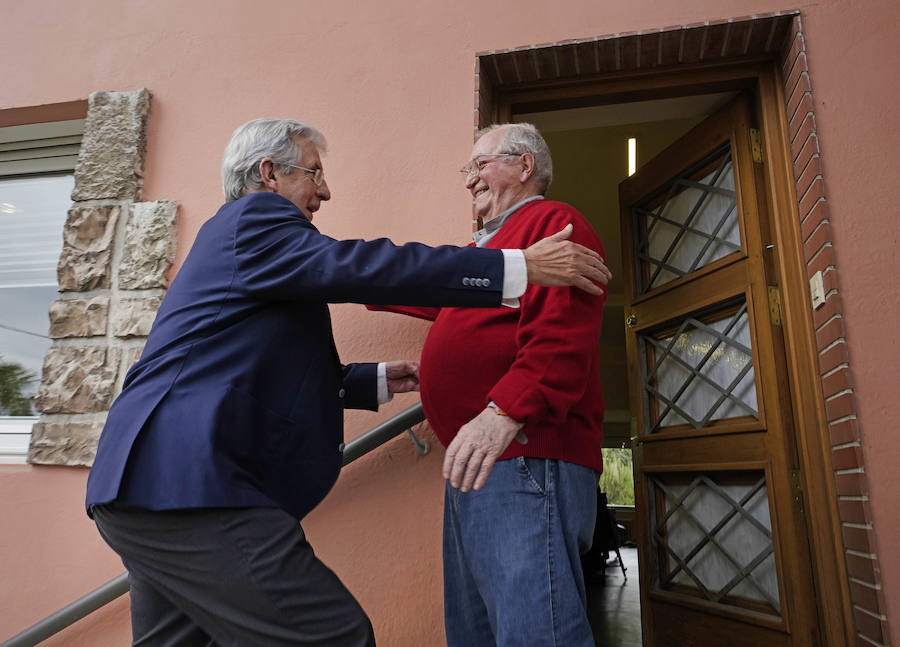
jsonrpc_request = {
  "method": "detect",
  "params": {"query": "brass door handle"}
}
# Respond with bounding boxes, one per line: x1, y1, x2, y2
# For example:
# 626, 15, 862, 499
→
626, 313, 638, 328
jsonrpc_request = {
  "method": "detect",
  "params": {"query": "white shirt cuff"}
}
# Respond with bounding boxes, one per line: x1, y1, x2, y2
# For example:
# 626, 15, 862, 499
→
376, 362, 392, 405
500, 248, 526, 308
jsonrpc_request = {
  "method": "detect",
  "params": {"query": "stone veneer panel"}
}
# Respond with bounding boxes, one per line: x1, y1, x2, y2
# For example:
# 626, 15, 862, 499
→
123, 345, 145, 374
34, 346, 121, 414
119, 200, 178, 289
112, 295, 163, 338
29, 89, 177, 467
48, 296, 109, 338
57, 204, 120, 291
28, 420, 106, 467
71, 89, 151, 202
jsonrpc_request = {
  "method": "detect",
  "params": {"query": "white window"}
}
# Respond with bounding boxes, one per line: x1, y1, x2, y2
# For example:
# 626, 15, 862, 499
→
0, 119, 82, 463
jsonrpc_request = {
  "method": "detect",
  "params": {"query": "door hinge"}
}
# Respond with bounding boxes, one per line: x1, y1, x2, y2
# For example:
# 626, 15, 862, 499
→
790, 470, 805, 515
767, 285, 782, 326
750, 128, 764, 164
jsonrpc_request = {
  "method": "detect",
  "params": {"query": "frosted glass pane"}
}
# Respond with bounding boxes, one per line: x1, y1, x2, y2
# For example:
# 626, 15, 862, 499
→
642, 302, 758, 433
633, 147, 741, 294
650, 472, 780, 614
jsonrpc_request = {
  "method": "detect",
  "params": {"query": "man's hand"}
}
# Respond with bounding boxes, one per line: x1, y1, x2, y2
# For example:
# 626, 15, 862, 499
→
523, 224, 612, 295
385, 360, 419, 394
443, 407, 521, 492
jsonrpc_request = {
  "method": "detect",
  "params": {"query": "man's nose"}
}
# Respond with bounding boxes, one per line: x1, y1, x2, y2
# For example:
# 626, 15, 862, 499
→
318, 180, 331, 201
465, 171, 479, 190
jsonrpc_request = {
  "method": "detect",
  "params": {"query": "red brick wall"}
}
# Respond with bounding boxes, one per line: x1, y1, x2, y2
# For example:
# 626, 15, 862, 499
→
779, 15, 891, 647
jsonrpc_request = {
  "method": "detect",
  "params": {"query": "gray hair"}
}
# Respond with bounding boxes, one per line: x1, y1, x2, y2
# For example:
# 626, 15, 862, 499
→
221, 118, 327, 201
476, 122, 553, 194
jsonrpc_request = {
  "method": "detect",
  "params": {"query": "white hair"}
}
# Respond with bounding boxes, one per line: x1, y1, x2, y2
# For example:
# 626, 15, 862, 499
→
221, 118, 327, 201
476, 122, 553, 194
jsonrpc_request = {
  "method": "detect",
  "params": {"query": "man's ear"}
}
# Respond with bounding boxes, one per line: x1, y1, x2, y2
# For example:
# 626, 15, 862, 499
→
259, 158, 278, 191
519, 153, 536, 183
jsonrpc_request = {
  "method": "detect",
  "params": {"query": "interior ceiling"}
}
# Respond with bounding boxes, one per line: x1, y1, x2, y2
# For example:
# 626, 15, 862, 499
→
516, 92, 737, 131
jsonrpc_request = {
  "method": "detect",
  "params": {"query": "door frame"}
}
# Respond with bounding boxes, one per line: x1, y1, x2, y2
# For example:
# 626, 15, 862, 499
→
474, 33, 854, 646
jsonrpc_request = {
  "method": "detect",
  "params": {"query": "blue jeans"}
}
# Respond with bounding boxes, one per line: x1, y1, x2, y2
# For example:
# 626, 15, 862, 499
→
443, 457, 599, 647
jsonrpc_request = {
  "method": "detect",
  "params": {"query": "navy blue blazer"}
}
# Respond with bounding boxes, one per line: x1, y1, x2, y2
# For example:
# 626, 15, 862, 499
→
86, 192, 503, 520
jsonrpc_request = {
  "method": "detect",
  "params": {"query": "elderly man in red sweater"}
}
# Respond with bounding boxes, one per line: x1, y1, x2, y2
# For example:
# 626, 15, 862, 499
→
371, 123, 607, 646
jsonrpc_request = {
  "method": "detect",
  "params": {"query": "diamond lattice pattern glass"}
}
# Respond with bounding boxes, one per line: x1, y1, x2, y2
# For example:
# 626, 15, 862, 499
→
642, 301, 758, 433
634, 145, 741, 294
649, 471, 780, 615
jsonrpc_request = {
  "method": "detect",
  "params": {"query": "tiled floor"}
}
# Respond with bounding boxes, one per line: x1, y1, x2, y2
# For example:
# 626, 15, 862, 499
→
586, 546, 643, 647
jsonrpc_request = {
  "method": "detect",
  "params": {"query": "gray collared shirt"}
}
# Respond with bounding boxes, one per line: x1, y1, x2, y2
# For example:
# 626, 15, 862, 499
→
473, 196, 544, 247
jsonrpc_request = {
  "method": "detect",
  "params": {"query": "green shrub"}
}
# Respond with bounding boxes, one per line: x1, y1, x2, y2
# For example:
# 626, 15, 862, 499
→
599, 448, 635, 505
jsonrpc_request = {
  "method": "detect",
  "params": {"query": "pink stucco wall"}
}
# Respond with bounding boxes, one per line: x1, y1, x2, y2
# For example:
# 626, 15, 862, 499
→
2, 1, 898, 644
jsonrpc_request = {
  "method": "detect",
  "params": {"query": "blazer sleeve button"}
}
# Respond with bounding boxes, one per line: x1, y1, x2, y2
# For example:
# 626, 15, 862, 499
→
483, 278, 491, 287
338, 388, 346, 398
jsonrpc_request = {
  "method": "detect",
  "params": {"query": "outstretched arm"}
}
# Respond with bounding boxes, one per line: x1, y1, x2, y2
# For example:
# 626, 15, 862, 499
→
523, 224, 611, 295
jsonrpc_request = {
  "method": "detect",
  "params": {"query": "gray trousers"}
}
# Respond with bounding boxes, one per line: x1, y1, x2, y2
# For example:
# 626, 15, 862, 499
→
92, 503, 375, 647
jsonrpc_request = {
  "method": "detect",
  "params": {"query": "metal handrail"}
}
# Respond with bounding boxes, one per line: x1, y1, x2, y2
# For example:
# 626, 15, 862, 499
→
341, 401, 425, 465
2, 401, 427, 646
1, 574, 130, 647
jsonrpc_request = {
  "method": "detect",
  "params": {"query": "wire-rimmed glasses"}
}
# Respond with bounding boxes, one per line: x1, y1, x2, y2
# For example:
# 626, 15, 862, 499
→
285, 164, 325, 186
458, 153, 519, 179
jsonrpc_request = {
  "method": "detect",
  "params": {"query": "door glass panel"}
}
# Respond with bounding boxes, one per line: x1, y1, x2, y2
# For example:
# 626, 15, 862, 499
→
640, 298, 758, 434
633, 144, 741, 295
648, 470, 780, 616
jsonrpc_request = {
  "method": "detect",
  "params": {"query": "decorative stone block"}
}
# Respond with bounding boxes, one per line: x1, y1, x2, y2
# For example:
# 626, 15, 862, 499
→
119, 201, 178, 289
57, 204, 120, 291
34, 346, 121, 414
113, 295, 163, 337
124, 345, 145, 374
27, 419, 106, 467
48, 296, 109, 338
72, 89, 151, 202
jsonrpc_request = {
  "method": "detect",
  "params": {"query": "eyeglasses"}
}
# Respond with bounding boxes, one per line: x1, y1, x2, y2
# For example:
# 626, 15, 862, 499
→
458, 153, 520, 179
285, 164, 325, 186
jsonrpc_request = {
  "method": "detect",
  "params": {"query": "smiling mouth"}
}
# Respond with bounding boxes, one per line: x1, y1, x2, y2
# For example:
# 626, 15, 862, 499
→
473, 187, 488, 200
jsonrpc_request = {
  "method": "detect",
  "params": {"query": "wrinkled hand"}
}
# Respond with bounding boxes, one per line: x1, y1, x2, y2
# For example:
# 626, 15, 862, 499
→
523, 224, 612, 295
385, 360, 419, 394
443, 407, 521, 492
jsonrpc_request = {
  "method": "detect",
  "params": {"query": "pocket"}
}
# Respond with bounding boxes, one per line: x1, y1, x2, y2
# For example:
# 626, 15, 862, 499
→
516, 456, 548, 496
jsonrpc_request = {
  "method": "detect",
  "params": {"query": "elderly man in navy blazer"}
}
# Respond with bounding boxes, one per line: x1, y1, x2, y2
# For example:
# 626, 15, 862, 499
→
85, 118, 609, 647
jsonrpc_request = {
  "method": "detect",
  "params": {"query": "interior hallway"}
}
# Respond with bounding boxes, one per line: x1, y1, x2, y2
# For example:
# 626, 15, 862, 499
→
587, 546, 642, 647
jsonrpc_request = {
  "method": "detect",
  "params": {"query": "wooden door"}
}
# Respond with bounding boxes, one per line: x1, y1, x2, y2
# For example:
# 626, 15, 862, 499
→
619, 94, 820, 646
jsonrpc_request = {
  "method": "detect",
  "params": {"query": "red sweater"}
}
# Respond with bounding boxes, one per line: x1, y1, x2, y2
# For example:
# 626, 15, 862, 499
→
370, 200, 606, 472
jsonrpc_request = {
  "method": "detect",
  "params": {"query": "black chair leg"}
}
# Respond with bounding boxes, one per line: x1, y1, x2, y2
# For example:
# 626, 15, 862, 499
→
607, 513, 627, 581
